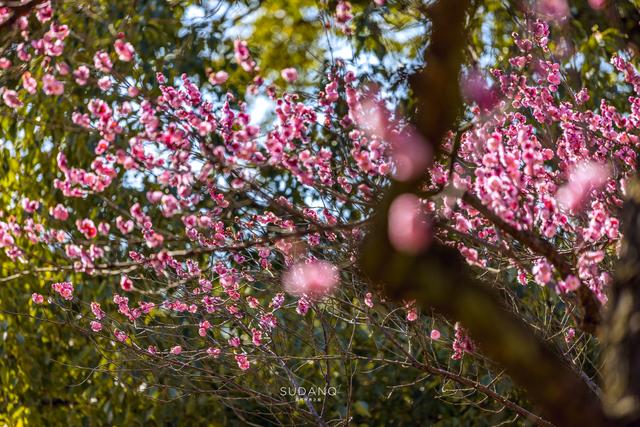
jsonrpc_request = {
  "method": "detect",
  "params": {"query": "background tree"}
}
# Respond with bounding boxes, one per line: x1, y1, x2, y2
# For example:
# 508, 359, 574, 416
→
2, 1, 640, 426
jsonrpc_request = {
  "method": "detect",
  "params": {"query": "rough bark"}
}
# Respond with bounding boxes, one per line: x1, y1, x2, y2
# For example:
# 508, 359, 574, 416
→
602, 177, 640, 426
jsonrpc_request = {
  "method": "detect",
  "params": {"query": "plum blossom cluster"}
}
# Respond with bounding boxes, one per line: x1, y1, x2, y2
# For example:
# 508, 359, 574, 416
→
4, 6, 397, 373
427, 20, 629, 307
1, 2, 72, 109
51, 281, 73, 300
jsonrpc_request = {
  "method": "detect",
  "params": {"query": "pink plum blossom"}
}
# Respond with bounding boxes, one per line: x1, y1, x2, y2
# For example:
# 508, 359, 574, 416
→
3, 90, 22, 108
281, 68, 298, 82
208, 70, 229, 85
73, 66, 90, 85
114, 329, 128, 342
120, 275, 133, 291
90, 321, 103, 332
235, 354, 250, 370
97, 76, 112, 91
283, 260, 339, 298
560, 275, 581, 293
251, 328, 263, 346
22, 72, 37, 94
76, 219, 97, 239
114, 37, 135, 62
52, 281, 74, 300
35, 2, 53, 23
93, 51, 113, 73
336, 1, 353, 23
388, 193, 431, 254
556, 162, 609, 211
537, 0, 569, 21
42, 74, 64, 95
91, 302, 105, 319
233, 40, 256, 72
364, 292, 374, 308
207, 347, 221, 358
22, 198, 40, 213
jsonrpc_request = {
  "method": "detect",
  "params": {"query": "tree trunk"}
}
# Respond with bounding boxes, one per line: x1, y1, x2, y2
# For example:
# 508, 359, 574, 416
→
602, 177, 640, 426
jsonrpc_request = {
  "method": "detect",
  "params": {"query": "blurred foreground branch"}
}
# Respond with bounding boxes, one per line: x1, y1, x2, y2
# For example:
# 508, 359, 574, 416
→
359, 0, 606, 425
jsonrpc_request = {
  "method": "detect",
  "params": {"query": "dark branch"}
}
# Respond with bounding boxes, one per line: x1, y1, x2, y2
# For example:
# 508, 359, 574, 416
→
359, 0, 607, 424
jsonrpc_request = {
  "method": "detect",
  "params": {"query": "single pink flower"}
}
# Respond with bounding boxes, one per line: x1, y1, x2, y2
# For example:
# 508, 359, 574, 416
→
120, 275, 133, 292
208, 70, 229, 85
114, 329, 127, 342
50, 204, 69, 221
3, 90, 23, 109
73, 66, 90, 85
21, 198, 40, 213
98, 222, 110, 235
76, 218, 98, 239
336, 1, 353, 24
233, 40, 256, 72
561, 275, 581, 292
388, 193, 431, 254
207, 347, 221, 358
35, 1, 53, 23
22, 72, 37, 94
97, 76, 112, 91
251, 328, 263, 346
588, 0, 606, 9
93, 51, 113, 73
556, 162, 609, 211
281, 67, 298, 82
533, 259, 553, 285
56, 62, 71, 76
235, 353, 250, 370
565, 328, 576, 343
91, 302, 105, 320
537, 0, 569, 20
283, 260, 339, 298
52, 282, 74, 300
114, 38, 135, 62
42, 74, 64, 96
364, 292, 374, 308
